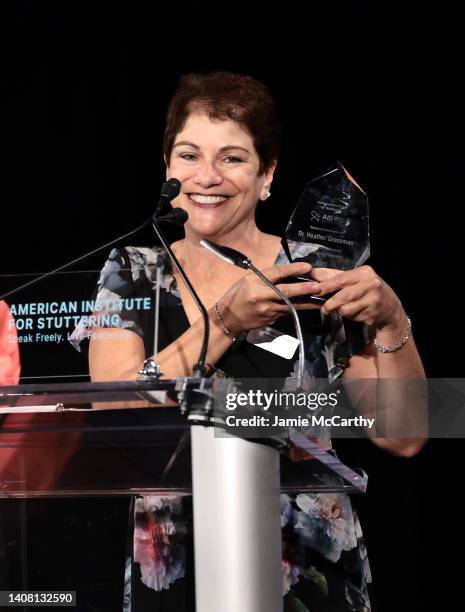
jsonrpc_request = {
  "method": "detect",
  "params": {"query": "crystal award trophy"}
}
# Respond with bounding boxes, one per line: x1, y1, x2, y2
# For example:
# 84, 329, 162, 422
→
284, 162, 370, 270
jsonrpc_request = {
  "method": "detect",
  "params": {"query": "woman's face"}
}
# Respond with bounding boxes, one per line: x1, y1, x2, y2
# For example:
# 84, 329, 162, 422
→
166, 112, 275, 241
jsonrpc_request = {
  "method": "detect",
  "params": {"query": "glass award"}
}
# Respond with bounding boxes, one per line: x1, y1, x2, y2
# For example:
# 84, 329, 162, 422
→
284, 161, 370, 270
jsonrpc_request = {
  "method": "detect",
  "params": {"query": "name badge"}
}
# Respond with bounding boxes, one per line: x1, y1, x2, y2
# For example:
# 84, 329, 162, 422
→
246, 327, 300, 359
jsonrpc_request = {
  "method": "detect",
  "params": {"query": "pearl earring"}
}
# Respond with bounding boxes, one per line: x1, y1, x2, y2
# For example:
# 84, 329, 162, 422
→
263, 190, 271, 200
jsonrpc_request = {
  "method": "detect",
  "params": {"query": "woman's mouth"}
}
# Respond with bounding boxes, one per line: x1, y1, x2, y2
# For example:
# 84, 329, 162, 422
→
188, 194, 230, 208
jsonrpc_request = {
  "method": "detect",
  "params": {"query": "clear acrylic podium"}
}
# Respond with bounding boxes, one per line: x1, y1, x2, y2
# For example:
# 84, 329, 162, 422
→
0, 266, 367, 611
0, 379, 367, 612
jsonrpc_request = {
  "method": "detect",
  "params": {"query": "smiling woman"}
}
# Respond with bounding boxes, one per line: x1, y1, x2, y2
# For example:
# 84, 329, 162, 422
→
167, 112, 274, 243
73, 71, 426, 612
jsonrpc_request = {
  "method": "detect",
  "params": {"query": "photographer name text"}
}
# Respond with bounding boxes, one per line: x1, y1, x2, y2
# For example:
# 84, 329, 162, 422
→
225, 414, 375, 428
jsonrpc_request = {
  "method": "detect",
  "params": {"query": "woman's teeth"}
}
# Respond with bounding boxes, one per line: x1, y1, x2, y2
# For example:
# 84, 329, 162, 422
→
189, 194, 228, 205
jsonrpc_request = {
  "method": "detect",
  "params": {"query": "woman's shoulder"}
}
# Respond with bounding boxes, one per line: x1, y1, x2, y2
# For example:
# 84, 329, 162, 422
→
121, 245, 166, 268
103, 245, 168, 274
97, 246, 170, 291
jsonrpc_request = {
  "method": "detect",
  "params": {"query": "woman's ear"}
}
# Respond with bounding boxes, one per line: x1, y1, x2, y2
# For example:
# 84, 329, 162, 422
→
260, 160, 277, 201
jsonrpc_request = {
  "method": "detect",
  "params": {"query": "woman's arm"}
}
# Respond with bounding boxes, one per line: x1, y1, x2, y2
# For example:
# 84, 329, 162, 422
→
89, 305, 236, 381
89, 261, 317, 381
343, 322, 427, 457
311, 265, 427, 457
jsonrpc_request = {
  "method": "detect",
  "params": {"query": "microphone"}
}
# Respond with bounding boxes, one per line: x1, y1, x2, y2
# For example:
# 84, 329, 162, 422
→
157, 207, 189, 226
151, 181, 210, 378
160, 178, 182, 201
153, 178, 189, 226
154, 178, 182, 218
200, 242, 250, 269
200, 239, 306, 389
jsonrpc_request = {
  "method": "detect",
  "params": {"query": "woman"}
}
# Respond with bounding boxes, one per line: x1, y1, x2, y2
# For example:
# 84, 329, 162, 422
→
82, 72, 426, 611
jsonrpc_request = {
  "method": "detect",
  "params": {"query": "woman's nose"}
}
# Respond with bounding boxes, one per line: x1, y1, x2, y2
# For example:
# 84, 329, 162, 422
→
193, 160, 223, 187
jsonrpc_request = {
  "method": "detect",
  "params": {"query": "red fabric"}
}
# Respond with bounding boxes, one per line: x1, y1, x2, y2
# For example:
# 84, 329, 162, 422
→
0, 300, 21, 384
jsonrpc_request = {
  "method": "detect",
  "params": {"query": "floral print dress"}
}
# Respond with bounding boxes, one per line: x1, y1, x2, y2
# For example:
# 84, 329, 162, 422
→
71, 242, 372, 612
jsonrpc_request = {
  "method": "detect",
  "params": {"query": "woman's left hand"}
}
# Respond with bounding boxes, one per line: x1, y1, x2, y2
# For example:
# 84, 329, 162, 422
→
309, 265, 406, 330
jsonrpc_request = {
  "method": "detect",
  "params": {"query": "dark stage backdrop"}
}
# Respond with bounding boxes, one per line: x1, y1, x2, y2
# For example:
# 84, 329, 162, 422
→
1, 3, 463, 612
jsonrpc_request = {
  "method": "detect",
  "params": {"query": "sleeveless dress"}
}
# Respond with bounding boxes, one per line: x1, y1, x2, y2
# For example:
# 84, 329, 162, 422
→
70, 242, 372, 612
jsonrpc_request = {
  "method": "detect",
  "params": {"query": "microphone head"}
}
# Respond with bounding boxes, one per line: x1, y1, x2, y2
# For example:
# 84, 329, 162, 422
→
160, 178, 182, 201
157, 207, 189, 226
200, 240, 250, 269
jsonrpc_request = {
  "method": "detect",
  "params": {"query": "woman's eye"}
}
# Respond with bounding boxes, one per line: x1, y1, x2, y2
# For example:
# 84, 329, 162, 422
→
224, 156, 243, 164
179, 153, 197, 161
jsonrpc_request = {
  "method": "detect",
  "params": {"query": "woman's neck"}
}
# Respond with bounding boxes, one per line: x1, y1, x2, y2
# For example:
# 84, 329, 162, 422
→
174, 227, 281, 278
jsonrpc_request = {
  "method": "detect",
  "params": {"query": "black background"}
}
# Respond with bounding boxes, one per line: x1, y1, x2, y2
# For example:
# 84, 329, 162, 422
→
1, 2, 463, 611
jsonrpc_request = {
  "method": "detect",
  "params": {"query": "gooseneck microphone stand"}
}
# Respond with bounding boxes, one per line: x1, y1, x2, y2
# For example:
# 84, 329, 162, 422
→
200, 239, 306, 389
0, 219, 152, 302
150, 179, 210, 378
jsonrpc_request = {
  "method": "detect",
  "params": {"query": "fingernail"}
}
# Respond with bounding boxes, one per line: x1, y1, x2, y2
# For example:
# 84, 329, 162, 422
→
301, 263, 312, 271
308, 283, 321, 293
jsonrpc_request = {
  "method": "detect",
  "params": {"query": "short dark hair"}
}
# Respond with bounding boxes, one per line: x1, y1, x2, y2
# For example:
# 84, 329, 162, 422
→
163, 71, 281, 174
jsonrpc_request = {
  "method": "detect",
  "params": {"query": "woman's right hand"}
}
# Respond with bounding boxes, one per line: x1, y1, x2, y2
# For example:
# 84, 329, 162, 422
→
216, 262, 320, 334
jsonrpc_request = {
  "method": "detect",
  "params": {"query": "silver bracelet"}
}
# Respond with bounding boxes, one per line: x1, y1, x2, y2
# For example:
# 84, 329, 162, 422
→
214, 302, 239, 342
374, 316, 412, 353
